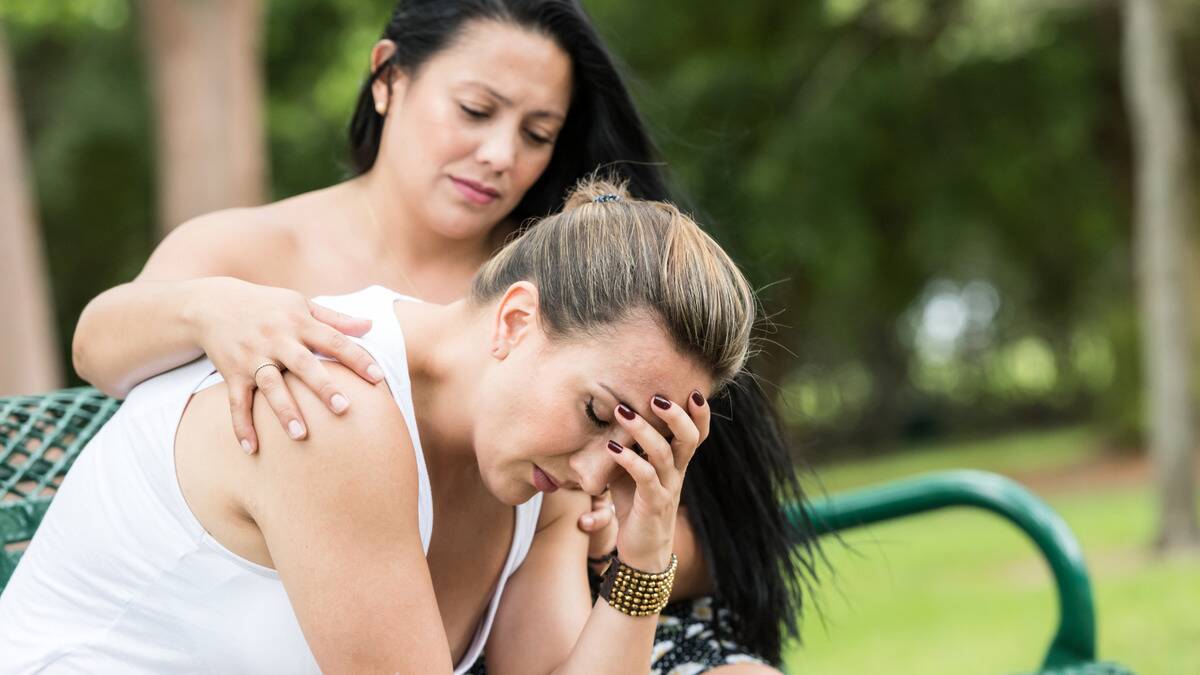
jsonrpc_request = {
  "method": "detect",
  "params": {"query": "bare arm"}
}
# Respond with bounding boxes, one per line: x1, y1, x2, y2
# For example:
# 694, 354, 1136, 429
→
484, 491, 662, 675
486, 392, 712, 675
73, 214, 250, 397
73, 210, 378, 452
246, 363, 455, 673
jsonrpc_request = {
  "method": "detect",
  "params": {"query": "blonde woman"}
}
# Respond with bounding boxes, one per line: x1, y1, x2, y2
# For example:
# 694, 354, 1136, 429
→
1, 181, 754, 673
69, 1, 812, 671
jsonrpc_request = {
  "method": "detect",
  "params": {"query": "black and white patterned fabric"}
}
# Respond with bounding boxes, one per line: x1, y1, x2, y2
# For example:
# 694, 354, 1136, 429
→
464, 595, 769, 675
646, 596, 769, 674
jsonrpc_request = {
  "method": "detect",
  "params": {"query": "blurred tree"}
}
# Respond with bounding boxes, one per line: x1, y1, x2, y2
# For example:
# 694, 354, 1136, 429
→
591, 0, 1138, 453
6, 0, 1197, 456
0, 22, 61, 395
4, 0, 157, 386
1121, 0, 1199, 550
138, 0, 266, 232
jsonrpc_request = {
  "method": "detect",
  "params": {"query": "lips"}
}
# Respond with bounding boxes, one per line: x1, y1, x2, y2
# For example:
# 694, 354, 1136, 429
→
450, 176, 501, 205
532, 465, 560, 493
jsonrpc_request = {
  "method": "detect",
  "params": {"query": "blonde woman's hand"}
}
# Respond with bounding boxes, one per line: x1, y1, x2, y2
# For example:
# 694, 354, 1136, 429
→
605, 391, 709, 572
188, 277, 383, 453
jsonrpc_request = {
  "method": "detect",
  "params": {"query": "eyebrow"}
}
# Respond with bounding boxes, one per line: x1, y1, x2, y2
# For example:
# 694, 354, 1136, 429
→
599, 383, 634, 414
462, 81, 566, 121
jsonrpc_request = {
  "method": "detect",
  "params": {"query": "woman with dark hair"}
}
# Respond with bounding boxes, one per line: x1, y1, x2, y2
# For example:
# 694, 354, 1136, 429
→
2, 179, 749, 672
70, 1, 817, 671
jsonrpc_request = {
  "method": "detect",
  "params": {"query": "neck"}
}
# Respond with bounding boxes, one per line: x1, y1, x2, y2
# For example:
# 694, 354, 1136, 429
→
393, 299, 486, 482
353, 172, 500, 283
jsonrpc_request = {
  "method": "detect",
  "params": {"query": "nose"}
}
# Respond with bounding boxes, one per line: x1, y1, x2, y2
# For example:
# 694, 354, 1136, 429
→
568, 441, 619, 497
475, 124, 517, 174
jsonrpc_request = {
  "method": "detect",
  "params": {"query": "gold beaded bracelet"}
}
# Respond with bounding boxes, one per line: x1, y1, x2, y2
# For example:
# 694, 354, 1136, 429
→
598, 553, 678, 617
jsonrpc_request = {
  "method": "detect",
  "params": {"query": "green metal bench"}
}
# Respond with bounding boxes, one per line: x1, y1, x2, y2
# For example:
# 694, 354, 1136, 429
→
1, 388, 120, 586
1, 388, 1130, 673
799, 471, 1130, 674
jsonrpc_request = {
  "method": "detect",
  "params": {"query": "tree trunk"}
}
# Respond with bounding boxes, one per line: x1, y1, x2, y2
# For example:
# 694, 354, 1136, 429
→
138, 0, 267, 234
0, 25, 63, 396
1121, 0, 1200, 551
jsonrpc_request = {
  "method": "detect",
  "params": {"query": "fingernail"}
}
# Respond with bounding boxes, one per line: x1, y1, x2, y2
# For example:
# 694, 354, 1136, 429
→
652, 395, 671, 410
691, 390, 706, 407
607, 440, 624, 454
582, 515, 594, 527
240, 439, 253, 454
616, 404, 636, 421
367, 364, 384, 382
330, 393, 350, 413
288, 420, 305, 439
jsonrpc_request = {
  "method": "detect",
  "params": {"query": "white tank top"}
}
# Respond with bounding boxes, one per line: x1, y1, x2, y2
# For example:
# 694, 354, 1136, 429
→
0, 286, 543, 674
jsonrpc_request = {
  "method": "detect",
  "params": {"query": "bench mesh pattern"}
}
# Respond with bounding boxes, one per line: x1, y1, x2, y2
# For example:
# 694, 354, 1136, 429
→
1, 388, 120, 586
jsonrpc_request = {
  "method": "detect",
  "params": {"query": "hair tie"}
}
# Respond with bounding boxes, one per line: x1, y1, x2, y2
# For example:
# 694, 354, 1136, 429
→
593, 193, 621, 203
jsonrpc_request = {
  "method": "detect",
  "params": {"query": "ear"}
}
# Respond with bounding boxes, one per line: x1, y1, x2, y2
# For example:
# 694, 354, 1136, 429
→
489, 282, 541, 360
369, 40, 406, 116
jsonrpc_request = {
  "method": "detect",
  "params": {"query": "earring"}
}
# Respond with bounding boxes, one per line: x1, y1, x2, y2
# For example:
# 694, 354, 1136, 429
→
375, 102, 386, 115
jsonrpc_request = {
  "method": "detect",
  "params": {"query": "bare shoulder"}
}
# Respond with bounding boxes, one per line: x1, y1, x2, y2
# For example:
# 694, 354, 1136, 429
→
139, 191, 340, 283
248, 360, 416, 510
239, 361, 454, 671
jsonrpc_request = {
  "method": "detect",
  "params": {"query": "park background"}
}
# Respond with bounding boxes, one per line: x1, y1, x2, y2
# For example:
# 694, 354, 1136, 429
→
1, 0, 1198, 672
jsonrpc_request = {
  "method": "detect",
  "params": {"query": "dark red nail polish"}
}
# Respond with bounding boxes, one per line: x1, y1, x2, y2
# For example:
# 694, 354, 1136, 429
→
607, 440, 624, 454
652, 395, 671, 410
616, 404, 636, 420
691, 391, 706, 407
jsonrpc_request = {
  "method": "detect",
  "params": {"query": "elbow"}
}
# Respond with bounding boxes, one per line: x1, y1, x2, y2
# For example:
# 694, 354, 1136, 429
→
71, 318, 95, 384
72, 306, 128, 399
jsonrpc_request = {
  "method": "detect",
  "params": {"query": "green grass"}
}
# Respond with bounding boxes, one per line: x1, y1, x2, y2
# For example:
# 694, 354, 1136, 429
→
803, 427, 1098, 495
783, 428, 1200, 675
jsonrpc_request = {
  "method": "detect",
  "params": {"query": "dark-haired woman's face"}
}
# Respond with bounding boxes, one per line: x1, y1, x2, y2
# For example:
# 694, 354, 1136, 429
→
374, 20, 571, 239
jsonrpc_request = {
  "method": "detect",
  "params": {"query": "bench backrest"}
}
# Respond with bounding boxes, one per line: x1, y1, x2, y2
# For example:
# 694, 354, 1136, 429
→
1, 388, 120, 586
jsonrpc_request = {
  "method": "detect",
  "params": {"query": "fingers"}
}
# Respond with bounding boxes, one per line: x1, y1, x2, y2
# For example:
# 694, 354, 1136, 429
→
579, 503, 614, 532
663, 390, 708, 471
687, 390, 710, 444
610, 391, 708, 488
254, 364, 307, 441
280, 347, 353, 416
308, 300, 373, 337
605, 437, 665, 497
308, 326, 384, 385
614, 402, 677, 488
228, 379, 259, 454
582, 498, 619, 559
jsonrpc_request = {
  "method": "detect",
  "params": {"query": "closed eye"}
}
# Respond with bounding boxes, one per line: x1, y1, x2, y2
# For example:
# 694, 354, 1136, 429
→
525, 129, 553, 146
460, 104, 488, 119
585, 397, 610, 429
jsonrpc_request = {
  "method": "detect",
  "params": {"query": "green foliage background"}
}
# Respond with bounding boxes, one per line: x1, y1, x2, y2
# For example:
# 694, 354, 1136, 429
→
5, 0, 1200, 457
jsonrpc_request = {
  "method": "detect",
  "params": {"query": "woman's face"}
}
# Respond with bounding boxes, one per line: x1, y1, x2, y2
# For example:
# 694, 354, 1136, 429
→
471, 285, 714, 506
372, 20, 572, 240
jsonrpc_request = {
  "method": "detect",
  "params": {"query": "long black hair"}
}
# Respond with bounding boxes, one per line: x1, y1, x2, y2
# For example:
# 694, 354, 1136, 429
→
349, 0, 820, 664
348, 0, 667, 223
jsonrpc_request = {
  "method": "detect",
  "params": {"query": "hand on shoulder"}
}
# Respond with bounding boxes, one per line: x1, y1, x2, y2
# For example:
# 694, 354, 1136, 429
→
244, 360, 454, 672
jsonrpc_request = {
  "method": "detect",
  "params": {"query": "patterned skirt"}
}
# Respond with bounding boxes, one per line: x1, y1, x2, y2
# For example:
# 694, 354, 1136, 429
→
465, 595, 769, 675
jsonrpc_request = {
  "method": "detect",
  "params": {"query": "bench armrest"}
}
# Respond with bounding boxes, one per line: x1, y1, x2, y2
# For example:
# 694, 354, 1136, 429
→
789, 470, 1096, 671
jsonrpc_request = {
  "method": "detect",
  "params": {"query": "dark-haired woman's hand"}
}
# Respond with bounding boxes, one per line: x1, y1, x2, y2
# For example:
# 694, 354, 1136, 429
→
187, 277, 383, 453
605, 391, 709, 573
578, 490, 619, 563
